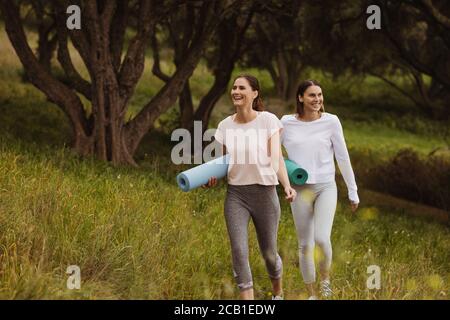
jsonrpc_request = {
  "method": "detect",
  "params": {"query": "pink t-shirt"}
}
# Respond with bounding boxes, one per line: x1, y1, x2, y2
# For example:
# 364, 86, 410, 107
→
214, 111, 283, 186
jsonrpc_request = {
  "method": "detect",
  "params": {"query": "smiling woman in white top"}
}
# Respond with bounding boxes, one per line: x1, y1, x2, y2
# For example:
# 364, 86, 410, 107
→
281, 79, 359, 300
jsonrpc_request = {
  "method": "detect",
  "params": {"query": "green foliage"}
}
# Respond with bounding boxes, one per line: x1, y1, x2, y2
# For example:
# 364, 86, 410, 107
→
343, 120, 448, 159
365, 149, 450, 211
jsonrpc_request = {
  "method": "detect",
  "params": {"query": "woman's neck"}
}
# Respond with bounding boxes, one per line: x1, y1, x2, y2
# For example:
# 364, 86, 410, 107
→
235, 105, 257, 123
298, 110, 321, 122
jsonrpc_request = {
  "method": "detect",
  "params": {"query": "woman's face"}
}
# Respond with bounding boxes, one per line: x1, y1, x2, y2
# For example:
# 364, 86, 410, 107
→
299, 85, 323, 113
231, 77, 258, 108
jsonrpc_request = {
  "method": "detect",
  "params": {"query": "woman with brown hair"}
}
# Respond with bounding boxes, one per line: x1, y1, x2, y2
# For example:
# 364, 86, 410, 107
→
205, 75, 296, 300
281, 80, 359, 299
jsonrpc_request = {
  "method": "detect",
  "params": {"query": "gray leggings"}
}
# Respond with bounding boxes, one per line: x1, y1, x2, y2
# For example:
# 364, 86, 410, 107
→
224, 184, 283, 291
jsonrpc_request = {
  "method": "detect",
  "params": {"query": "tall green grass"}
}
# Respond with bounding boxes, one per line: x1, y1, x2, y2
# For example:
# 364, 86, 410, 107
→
0, 137, 448, 299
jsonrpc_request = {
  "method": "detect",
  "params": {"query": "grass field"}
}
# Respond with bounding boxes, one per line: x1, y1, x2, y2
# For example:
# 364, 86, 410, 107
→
0, 25, 449, 300
0, 136, 448, 300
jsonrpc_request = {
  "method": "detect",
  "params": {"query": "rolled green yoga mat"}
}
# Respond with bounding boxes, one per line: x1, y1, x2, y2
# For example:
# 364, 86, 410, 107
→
284, 159, 308, 185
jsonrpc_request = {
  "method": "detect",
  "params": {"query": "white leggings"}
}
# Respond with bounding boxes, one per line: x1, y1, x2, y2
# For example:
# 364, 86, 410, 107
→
291, 181, 337, 284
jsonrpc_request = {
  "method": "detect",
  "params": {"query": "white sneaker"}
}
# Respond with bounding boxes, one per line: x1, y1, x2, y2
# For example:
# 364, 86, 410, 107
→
308, 295, 318, 300
320, 280, 333, 299
272, 295, 284, 300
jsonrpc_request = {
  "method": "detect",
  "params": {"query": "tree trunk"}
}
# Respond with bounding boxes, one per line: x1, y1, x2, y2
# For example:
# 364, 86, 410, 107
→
194, 74, 230, 132
269, 53, 303, 102
1, 0, 222, 166
286, 68, 303, 104
125, 35, 208, 156
37, 32, 56, 72
179, 84, 195, 129
276, 51, 289, 100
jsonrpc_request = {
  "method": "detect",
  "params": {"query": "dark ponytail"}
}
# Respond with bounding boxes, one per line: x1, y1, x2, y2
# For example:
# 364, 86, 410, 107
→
234, 74, 265, 111
296, 79, 324, 116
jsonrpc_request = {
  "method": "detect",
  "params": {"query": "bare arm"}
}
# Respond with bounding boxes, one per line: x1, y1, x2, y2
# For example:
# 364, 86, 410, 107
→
269, 130, 296, 202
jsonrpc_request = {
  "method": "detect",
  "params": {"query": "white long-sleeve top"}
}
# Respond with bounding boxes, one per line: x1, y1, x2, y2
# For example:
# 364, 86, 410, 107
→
281, 113, 359, 203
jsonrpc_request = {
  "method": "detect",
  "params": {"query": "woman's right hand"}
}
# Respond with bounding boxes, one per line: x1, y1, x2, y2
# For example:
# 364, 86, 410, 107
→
284, 186, 297, 202
202, 176, 218, 188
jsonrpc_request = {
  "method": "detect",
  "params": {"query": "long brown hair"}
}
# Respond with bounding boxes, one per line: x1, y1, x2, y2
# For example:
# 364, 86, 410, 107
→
296, 79, 325, 116
233, 75, 265, 111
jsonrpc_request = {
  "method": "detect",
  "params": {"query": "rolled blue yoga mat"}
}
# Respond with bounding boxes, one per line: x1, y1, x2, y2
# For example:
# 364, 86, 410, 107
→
176, 155, 309, 192
176, 154, 231, 192
285, 159, 308, 185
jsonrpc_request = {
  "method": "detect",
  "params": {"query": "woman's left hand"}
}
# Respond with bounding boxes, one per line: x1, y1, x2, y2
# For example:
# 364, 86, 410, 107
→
284, 186, 297, 202
350, 201, 359, 213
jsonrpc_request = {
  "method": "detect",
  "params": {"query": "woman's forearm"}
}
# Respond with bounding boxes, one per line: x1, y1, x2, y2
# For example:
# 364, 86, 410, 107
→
277, 152, 291, 189
269, 131, 291, 189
